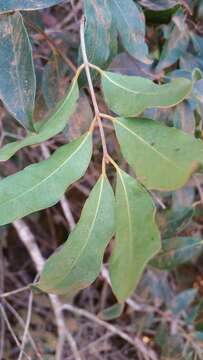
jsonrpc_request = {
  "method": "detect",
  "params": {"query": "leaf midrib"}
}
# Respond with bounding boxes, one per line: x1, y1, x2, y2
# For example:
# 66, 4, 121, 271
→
116, 119, 184, 172
10, 14, 26, 118
50, 176, 105, 288
111, 0, 143, 37
104, 72, 190, 104
117, 170, 134, 265
0, 133, 90, 207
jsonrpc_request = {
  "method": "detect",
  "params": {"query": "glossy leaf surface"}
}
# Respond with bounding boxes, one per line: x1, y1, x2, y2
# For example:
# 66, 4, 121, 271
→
102, 71, 192, 117
38, 175, 115, 295
109, 170, 161, 302
0, 79, 79, 161
115, 118, 203, 191
0, 12, 36, 130
0, 133, 92, 225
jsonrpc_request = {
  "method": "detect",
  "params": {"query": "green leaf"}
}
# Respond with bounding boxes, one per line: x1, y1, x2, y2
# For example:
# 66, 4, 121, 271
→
0, 12, 36, 131
109, 0, 149, 62
102, 71, 192, 117
151, 237, 203, 270
0, 78, 79, 161
115, 117, 203, 191
109, 170, 161, 303
156, 10, 190, 71
99, 303, 124, 321
0, 133, 92, 226
171, 289, 197, 315
0, 1, 64, 13
37, 175, 115, 295
83, 0, 116, 69
162, 207, 194, 238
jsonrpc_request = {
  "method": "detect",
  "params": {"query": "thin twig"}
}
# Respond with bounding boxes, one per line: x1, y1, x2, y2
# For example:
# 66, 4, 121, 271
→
60, 195, 76, 231
62, 303, 158, 360
0, 305, 5, 360
0, 244, 5, 360
25, 20, 77, 73
13, 219, 81, 360
4, 300, 42, 360
66, 333, 113, 360
0, 286, 30, 299
0, 305, 31, 360
18, 291, 34, 360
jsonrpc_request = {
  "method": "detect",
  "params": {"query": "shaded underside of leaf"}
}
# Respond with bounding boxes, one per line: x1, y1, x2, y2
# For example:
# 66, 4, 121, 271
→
156, 21, 189, 71
115, 117, 203, 191
37, 175, 115, 295
0, 12, 36, 130
151, 237, 203, 270
83, 0, 115, 68
109, 0, 149, 61
0, 0, 64, 13
102, 71, 192, 117
0, 78, 79, 161
109, 170, 161, 303
162, 207, 194, 238
0, 133, 92, 225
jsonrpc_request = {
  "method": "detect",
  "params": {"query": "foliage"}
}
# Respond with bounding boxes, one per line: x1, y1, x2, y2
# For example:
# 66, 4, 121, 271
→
1, 3, 203, 355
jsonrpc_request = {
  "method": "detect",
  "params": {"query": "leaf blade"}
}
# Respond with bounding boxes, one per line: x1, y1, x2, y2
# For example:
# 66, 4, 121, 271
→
102, 71, 192, 117
115, 117, 203, 191
109, 0, 149, 61
0, 78, 79, 161
83, 0, 116, 68
0, 1, 64, 13
151, 237, 203, 270
0, 133, 92, 225
0, 12, 36, 130
37, 175, 115, 295
109, 170, 161, 303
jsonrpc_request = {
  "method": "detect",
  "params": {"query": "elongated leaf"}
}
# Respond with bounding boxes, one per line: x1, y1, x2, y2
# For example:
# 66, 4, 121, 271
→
83, 0, 116, 69
115, 118, 203, 191
0, 79, 79, 161
174, 101, 195, 134
37, 175, 115, 295
109, 170, 161, 303
102, 71, 192, 117
156, 10, 190, 71
109, 0, 149, 62
0, 133, 92, 226
0, 1, 64, 13
171, 289, 197, 315
0, 12, 36, 130
151, 237, 203, 270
